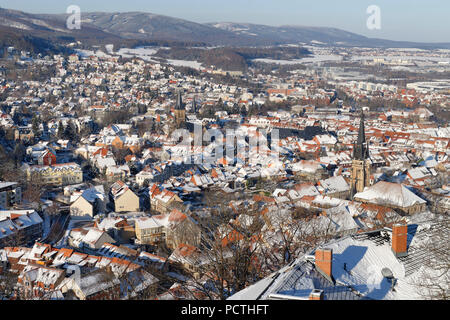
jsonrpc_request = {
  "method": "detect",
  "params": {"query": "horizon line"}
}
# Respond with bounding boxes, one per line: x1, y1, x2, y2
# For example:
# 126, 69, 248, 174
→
1, 6, 449, 45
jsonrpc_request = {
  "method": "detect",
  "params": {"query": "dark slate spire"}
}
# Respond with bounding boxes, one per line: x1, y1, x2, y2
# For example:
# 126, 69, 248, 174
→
175, 90, 184, 110
192, 96, 197, 113
353, 111, 369, 160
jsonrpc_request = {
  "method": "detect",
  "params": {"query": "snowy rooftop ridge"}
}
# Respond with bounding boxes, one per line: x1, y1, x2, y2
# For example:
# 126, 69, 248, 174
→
354, 181, 426, 208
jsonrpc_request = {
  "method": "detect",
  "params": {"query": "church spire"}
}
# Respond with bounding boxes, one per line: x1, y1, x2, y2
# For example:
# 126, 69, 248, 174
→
192, 96, 197, 113
175, 90, 184, 110
353, 111, 369, 160
357, 111, 366, 145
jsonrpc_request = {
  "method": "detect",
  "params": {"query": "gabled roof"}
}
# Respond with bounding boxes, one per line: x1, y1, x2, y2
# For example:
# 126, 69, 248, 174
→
75, 269, 120, 298
354, 181, 426, 208
318, 175, 350, 194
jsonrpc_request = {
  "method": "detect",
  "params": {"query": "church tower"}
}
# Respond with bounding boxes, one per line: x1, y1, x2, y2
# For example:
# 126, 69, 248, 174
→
174, 90, 186, 127
351, 111, 371, 196
192, 96, 198, 114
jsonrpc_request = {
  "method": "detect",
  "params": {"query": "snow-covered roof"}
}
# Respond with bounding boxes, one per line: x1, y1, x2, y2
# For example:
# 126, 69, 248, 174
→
354, 181, 426, 208
0, 182, 18, 190
76, 269, 120, 297
318, 175, 350, 194
0, 210, 43, 240
135, 216, 164, 229
230, 218, 448, 300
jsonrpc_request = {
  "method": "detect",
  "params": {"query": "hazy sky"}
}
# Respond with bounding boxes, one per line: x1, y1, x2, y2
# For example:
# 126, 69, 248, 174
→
1, 0, 448, 43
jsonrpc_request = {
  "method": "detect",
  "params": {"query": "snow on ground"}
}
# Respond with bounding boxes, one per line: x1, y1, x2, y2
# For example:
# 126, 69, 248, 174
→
55, 229, 69, 247
167, 59, 203, 70
105, 44, 114, 54
75, 49, 115, 59
115, 47, 160, 63
386, 48, 428, 52
0, 19, 31, 30
116, 47, 159, 57
75, 49, 108, 58
27, 19, 68, 33
252, 55, 342, 65
40, 200, 53, 239
75, 49, 94, 57
42, 213, 51, 239
54, 217, 90, 247
80, 45, 345, 68
92, 50, 111, 58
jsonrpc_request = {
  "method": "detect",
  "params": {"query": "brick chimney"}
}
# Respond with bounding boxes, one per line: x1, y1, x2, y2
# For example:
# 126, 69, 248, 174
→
309, 289, 323, 300
392, 223, 408, 257
315, 248, 334, 283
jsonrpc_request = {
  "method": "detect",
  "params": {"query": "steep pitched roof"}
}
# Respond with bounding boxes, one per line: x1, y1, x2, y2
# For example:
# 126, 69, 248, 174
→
354, 181, 426, 208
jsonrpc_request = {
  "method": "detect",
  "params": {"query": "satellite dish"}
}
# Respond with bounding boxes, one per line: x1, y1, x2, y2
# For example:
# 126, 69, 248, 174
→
381, 267, 394, 279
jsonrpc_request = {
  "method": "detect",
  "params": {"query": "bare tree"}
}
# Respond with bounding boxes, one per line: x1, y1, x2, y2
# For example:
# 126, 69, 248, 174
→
0, 270, 20, 300
257, 207, 335, 273
22, 175, 44, 207
46, 202, 61, 223
409, 217, 450, 300
118, 268, 159, 300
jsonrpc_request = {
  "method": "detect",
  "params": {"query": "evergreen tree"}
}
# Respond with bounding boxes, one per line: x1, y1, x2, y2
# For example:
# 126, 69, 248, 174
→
63, 120, 78, 141
13, 142, 26, 167
57, 121, 64, 139
31, 115, 40, 137
12, 111, 20, 125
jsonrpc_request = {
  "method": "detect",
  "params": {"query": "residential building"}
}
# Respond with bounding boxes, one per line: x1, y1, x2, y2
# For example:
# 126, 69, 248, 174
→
70, 186, 106, 217
68, 228, 116, 250
0, 182, 22, 209
135, 209, 201, 249
26, 163, 83, 186
109, 181, 140, 213
0, 210, 43, 247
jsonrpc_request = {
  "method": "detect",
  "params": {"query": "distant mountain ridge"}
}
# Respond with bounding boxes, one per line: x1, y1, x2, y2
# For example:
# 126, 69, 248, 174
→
0, 8, 122, 42
0, 7, 126, 54
1, 7, 450, 53
207, 22, 369, 45
207, 22, 450, 49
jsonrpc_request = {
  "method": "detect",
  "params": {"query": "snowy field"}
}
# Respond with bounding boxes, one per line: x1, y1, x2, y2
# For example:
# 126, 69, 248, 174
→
116, 47, 204, 69
77, 44, 347, 68
116, 47, 160, 57
252, 54, 343, 65
166, 59, 203, 69
75, 49, 111, 59
95, 46, 204, 68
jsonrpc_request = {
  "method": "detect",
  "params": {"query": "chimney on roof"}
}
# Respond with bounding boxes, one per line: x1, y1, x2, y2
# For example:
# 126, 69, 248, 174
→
391, 223, 408, 258
315, 248, 334, 283
309, 289, 324, 300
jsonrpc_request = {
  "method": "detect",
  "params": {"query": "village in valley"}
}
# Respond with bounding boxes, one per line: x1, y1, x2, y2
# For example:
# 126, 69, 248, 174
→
0, 39, 449, 301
